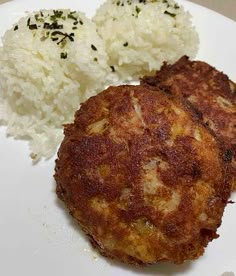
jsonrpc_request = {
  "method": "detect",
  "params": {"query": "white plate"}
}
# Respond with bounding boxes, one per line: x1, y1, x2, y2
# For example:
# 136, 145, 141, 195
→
0, 1, 235, 276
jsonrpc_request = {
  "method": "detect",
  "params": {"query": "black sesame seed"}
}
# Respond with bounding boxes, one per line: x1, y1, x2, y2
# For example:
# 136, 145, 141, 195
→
91, 44, 97, 51
135, 6, 141, 14
60, 52, 67, 59
110, 65, 116, 72
68, 33, 74, 41
123, 42, 128, 47
14, 25, 18, 31
43, 22, 50, 29
164, 10, 176, 17
53, 10, 63, 18
68, 13, 77, 21
29, 24, 38, 30
51, 30, 63, 36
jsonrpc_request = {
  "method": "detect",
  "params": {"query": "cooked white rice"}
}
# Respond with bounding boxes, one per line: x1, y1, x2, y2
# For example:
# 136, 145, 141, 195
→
93, 0, 199, 80
0, 9, 113, 160
0, 3, 199, 161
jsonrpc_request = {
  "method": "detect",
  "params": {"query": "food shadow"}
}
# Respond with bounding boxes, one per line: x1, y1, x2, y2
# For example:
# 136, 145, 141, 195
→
107, 258, 193, 276
55, 196, 93, 244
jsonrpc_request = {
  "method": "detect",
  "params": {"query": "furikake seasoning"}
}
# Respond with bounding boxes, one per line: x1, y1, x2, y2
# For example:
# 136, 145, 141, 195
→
16, 10, 85, 59
60, 52, 68, 59
164, 10, 176, 17
91, 44, 97, 51
114, 0, 180, 17
110, 65, 116, 72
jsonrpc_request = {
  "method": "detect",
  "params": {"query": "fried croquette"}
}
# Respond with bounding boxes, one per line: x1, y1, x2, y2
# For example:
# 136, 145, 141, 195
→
55, 85, 230, 265
142, 56, 236, 190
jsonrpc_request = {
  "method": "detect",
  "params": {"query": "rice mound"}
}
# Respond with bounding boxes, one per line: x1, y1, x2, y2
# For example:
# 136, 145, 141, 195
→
93, 0, 199, 80
0, 9, 113, 160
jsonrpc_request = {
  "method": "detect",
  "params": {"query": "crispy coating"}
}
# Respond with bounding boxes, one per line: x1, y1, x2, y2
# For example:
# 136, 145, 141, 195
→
142, 56, 236, 190
55, 85, 230, 265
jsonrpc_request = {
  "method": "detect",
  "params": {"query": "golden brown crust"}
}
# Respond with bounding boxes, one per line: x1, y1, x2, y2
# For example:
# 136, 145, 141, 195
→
55, 85, 230, 265
141, 56, 236, 190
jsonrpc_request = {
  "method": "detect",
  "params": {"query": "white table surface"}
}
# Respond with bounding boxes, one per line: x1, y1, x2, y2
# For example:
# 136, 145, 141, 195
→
189, 0, 236, 21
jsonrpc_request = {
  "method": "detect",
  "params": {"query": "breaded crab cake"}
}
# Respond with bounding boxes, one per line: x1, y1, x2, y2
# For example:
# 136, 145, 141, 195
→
55, 85, 230, 265
142, 56, 236, 190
